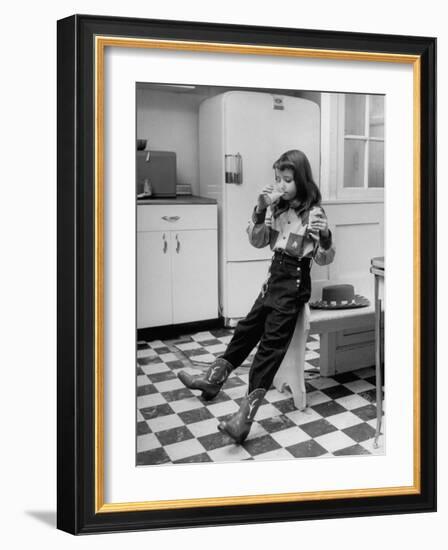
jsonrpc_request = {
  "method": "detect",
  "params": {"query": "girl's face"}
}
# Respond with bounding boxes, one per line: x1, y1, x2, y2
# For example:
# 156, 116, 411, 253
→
274, 168, 297, 200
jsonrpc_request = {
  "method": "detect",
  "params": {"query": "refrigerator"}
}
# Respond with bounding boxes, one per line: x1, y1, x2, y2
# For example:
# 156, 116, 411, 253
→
199, 91, 320, 325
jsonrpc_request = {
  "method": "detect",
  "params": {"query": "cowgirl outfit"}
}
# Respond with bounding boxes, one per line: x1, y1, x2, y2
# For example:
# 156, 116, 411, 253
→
177, 199, 335, 443
221, 200, 335, 392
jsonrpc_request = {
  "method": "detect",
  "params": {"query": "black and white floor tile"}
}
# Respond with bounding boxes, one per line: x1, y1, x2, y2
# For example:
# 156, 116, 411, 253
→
136, 329, 385, 465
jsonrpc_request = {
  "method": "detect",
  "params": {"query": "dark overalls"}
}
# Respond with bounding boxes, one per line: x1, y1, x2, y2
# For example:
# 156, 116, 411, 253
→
222, 251, 312, 392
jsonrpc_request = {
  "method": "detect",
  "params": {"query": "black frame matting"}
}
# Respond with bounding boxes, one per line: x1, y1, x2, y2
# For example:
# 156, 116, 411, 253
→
57, 14, 436, 534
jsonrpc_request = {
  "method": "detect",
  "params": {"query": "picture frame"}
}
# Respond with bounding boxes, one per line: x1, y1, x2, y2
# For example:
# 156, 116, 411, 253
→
57, 14, 436, 534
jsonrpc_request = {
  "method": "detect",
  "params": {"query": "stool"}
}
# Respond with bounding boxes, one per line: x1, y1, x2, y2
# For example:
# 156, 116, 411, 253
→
273, 303, 310, 410
273, 300, 377, 410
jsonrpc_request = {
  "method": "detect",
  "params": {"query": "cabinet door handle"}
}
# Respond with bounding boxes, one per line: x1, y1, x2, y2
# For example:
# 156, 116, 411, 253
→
162, 233, 168, 254
175, 234, 180, 253
162, 216, 180, 222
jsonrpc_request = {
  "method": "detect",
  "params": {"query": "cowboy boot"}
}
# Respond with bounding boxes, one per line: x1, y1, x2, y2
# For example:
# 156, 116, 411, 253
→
217, 388, 266, 444
177, 357, 233, 401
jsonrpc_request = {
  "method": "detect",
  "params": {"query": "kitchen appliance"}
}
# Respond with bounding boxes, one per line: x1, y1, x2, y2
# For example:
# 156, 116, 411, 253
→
176, 183, 193, 196
199, 91, 320, 323
136, 150, 177, 198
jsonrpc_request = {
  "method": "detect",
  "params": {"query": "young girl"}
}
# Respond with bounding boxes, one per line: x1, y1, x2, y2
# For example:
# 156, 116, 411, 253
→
178, 149, 335, 444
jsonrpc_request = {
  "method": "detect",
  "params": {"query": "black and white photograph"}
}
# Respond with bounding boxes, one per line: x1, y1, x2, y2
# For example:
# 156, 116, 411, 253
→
55, 5, 436, 536
135, 83, 385, 466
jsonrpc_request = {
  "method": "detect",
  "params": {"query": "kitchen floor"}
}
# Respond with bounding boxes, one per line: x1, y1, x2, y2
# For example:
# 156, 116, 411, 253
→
136, 329, 385, 466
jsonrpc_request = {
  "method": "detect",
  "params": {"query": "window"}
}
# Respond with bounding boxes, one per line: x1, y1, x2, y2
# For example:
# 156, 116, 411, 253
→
318, 92, 385, 202
337, 94, 384, 200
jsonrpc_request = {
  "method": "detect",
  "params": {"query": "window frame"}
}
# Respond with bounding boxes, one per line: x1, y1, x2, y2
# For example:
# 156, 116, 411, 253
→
335, 93, 385, 201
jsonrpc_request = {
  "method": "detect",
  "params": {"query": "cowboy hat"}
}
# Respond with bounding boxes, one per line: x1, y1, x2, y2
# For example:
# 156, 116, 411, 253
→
310, 284, 370, 310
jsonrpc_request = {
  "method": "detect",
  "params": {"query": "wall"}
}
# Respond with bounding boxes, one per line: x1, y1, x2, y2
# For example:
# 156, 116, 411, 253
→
311, 201, 384, 301
137, 88, 207, 191
1, 2, 444, 550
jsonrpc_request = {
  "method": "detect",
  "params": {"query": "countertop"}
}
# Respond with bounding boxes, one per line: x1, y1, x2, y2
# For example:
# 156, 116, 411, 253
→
137, 195, 217, 205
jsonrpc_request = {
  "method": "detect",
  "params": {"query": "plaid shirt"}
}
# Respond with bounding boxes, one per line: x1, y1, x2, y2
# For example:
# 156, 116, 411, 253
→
247, 205, 335, 266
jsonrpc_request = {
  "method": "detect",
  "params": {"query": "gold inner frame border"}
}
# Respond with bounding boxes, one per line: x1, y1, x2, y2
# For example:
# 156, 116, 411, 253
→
94, 36, 421, 513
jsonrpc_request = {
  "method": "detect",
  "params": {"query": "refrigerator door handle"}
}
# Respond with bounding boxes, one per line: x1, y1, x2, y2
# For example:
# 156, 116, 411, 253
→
162, 215, 180, 222
225, 153, 243, 184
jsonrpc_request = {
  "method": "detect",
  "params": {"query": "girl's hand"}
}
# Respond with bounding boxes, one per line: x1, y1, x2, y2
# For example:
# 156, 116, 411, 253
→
309, 208, 329, 237
256, 185, 274, 212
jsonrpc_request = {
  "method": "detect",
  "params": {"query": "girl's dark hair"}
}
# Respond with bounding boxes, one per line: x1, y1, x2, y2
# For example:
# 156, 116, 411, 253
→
272, 149, 321, 217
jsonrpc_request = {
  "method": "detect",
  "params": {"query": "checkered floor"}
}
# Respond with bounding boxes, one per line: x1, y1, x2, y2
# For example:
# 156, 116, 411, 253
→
136, 329, 385, 465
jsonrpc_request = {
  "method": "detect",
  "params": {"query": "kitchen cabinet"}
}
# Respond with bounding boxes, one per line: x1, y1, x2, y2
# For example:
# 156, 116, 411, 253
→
137, 231, 173, 328
171, 229, 218, 324
137, 202, 218, 329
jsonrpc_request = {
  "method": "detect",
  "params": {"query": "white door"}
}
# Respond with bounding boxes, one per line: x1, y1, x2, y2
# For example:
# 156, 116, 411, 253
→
171, 230, 218, 324
137, 231, 172, 328
223, 91, 320, 261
